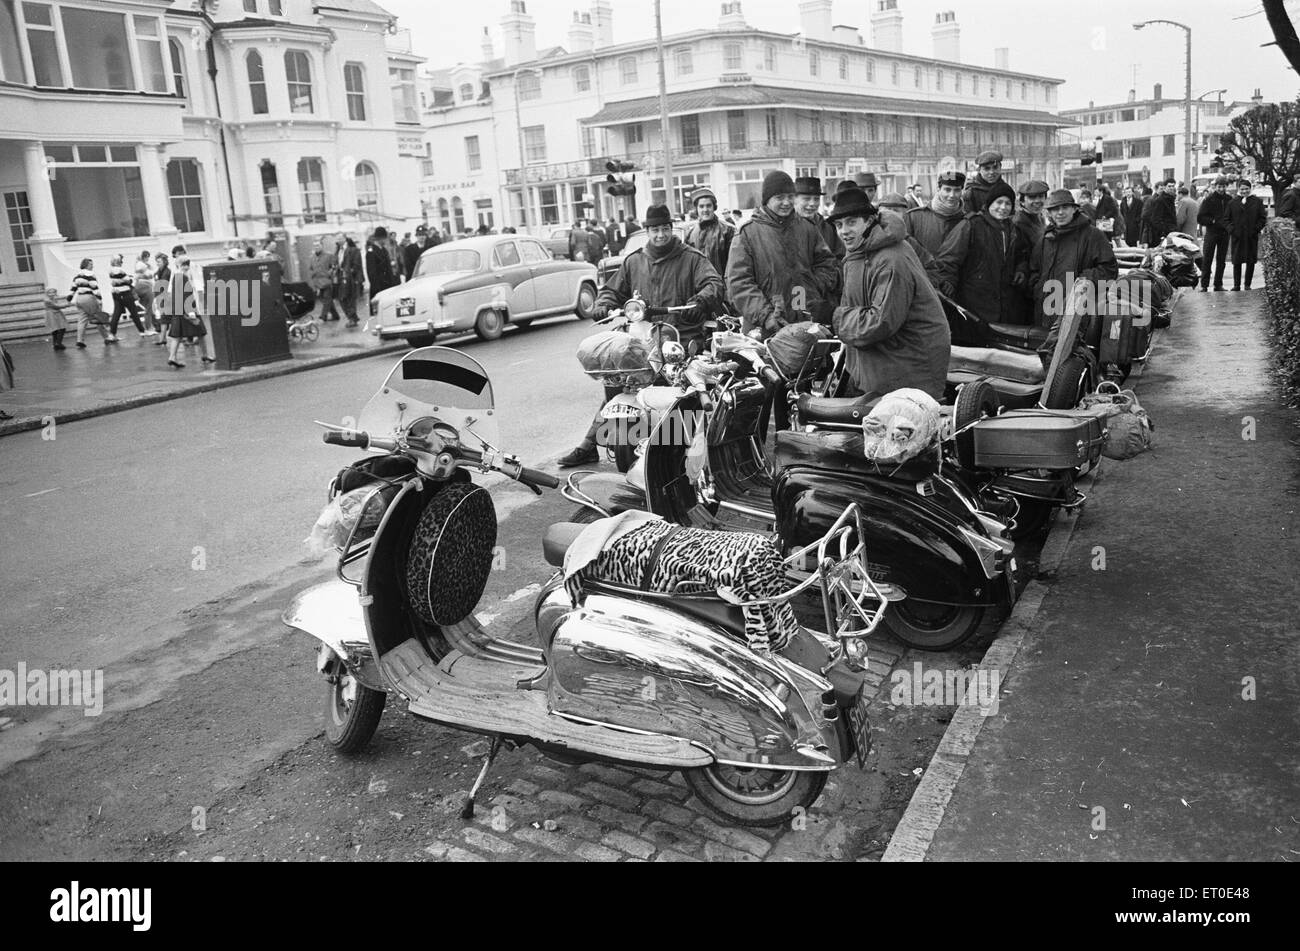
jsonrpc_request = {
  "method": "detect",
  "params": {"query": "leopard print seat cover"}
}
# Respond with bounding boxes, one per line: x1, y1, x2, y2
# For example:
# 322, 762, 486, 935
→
570, 522, 798, 654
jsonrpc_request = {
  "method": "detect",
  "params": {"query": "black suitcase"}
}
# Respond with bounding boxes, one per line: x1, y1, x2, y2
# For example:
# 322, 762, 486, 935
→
972, 409, 1107, 471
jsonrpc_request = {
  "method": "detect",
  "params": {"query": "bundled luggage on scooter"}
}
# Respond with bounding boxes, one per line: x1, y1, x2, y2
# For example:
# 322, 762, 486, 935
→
971, 409, 1108, 471
1079, 382, 1155, 460
577, 329, 656, 387
766, 321, 835, 382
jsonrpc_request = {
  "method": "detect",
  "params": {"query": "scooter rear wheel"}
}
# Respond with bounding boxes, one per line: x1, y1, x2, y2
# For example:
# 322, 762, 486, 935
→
324, 672, 385, 755
883, 601, 984, 652
684, 764, 827, 828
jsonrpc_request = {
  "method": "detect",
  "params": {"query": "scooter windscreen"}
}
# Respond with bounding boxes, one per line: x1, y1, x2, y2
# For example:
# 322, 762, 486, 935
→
355, 346, 499, 450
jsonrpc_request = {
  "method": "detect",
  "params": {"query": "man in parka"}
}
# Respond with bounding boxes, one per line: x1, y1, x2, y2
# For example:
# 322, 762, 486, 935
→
905, 170, 967, 292
935, 180, 1030, 326
1196, 176, 1232, 291
828, 187, 950, 401
1030, 189, 1118, 333
559, 204, 723, 468
726, 170, 840, 337
683, 186, 734, 277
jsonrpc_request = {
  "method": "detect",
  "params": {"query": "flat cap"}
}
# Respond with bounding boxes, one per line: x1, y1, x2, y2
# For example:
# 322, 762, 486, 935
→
975, 150, 1004, 166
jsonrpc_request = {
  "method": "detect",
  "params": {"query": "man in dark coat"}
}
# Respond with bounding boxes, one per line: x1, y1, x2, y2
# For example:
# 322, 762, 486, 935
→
1095, 185, 1121, 244
402, 224, 431, 279
1014, 180, 1049, 251
904, 184, 925, 209
683, 187, 734, 277
1196, 176, 1232, 291
583, 221, 607, 265
1225, 180, 1268, 290
365, 227, 398, 301
559, 204, 723, 468
1119, 185, 1144, 247
827, 187, 950, 401
935, 180, 1030, 326
1276, 179, 1300, 224
1030, 189, 1118, 329
1144, 181, 1179, 246
726, 170, 840, 338
962, 150, 1004, 215
905, 170, 967, 292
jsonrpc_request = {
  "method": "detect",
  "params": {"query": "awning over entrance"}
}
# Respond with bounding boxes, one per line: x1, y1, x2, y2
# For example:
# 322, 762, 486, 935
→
584, 85, 1070, 129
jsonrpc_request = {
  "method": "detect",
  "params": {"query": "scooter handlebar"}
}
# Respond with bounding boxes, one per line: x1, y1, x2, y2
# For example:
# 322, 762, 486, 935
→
323, 430, 370, 449
518, 466, 561, 490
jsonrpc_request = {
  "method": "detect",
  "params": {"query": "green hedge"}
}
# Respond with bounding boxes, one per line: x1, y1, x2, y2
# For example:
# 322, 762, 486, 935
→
1260, 220, 1300, 406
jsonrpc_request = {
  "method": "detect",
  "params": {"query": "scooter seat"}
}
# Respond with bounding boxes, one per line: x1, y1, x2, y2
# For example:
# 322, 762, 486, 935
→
949, 345, 1046, 385
775, 428, 941, 481
796, 394, 877, 426
985, 323, 1050, 349
948, 369, 1044, 402
542, 522, 588, 568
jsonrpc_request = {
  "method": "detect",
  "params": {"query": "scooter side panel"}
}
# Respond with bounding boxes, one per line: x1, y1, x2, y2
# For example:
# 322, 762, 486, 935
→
774, 467, 1002, 606
546, 593, 842, 770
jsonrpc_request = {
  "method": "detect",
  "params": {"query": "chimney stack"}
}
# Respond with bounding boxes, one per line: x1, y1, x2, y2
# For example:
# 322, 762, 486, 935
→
1154, 82, 1163, 100
1127, 88, 1135, 103
871, 0, 903, 54
568, 11, 594, 52
932, 11, 960, 63
718, 1, 748, 31
481, 26, 495, 64
799, 1, 832, 43
502, 0, 536, 66
993, 47, 1009, 70
1252, 87, 1263, 104
590, 0, 613, 47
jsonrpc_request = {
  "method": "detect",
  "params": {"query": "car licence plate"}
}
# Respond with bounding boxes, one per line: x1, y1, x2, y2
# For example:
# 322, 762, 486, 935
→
847, 684, 871, 769
396, 298, 416, 318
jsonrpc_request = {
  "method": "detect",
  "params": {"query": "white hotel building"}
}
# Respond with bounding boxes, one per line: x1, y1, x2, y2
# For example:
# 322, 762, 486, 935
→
420, 0, 1075, 234
0, 0, 424, 340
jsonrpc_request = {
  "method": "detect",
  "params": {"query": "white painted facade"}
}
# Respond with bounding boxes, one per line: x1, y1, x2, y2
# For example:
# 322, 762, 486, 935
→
1060, 87, 1254, 190
420, 0, 1074, 234
0, 0, 423, 306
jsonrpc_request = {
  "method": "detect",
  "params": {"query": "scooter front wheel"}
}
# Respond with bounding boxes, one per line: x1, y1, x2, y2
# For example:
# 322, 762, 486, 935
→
324, 672, 385, 755
883, 602, 984, 652
684, 764, 827, 828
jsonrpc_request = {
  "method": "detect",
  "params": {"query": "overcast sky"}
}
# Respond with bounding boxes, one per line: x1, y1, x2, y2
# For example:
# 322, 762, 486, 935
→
383, 0, 1300, 110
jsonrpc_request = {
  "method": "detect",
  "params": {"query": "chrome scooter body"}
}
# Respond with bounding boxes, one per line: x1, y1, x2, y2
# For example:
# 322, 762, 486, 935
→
285, 347, 876, 810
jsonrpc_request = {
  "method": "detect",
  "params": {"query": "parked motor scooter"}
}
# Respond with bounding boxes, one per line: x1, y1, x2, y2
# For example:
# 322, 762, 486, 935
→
566, 333, 1018, 651
284, 346, 884, 827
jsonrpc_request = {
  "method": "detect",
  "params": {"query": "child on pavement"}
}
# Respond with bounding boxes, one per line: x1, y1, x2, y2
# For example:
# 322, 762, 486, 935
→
44, 287, 68, 351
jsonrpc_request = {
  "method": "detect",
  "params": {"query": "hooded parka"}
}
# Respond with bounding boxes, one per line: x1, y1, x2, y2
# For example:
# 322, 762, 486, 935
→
833, 211, 951, 400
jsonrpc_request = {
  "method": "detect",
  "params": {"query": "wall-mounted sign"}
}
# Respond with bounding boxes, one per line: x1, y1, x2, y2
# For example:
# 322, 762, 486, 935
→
397, 135, 425, 157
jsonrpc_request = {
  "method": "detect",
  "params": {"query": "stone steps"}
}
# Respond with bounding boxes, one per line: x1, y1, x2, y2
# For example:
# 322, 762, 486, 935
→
0, 283, 50, 342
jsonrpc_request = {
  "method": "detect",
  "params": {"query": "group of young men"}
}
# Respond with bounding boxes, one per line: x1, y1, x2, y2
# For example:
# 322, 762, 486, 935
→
557, 151, 1273, 467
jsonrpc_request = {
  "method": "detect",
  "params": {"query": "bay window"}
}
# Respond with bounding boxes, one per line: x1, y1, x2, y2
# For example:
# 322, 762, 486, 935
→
24, 2, 65, 87
47, 144, 149, 241
285, 50, 314, 114
297, 157, 326, 223
166, 158, 205, 233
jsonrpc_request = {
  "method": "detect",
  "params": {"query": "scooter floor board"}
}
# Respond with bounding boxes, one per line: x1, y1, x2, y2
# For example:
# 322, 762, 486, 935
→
385, 639, 712, 768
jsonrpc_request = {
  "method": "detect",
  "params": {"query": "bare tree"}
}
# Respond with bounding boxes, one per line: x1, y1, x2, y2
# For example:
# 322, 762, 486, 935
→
1221, 99, 1300, 201
1264, 0, 1300, 77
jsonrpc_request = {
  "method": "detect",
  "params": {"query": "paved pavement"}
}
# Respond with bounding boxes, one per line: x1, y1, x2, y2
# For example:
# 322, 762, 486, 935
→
0, 317, 405, 437
887, 285, 1300, 861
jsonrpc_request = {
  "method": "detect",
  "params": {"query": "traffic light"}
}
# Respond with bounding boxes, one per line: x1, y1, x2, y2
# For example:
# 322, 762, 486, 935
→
1209, 148, 1225, 172
606, 160, 637, 197
1080, 137, 1104, 166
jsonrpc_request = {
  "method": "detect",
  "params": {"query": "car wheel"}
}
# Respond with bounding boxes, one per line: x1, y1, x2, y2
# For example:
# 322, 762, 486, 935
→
475, 308, 504, 341
576, 282, 597, 320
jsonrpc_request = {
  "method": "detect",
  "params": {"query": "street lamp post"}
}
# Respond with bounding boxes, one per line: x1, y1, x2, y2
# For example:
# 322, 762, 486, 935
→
653, 0, 674, 216
1134, 19, 1192, 186
1192, 88, 1228, 180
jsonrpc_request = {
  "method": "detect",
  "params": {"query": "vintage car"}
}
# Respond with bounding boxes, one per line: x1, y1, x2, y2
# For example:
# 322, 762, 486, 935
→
596, 225, 687, 285
541, 226, 574, 260
371, 235, 598, 346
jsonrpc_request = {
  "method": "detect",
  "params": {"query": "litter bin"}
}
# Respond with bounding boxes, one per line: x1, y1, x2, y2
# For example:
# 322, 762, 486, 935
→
202, 258, 291, 370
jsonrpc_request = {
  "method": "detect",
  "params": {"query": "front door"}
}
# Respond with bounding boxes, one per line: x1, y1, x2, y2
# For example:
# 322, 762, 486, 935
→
0, 189, 38, 287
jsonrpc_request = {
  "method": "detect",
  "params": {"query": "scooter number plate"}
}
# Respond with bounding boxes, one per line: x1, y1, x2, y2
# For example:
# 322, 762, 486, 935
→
848, 684, 872, 769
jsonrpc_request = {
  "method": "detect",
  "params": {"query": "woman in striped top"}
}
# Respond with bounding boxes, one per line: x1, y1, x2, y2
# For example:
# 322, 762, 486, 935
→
107, 253, 146, 342
68, 259, 109, 348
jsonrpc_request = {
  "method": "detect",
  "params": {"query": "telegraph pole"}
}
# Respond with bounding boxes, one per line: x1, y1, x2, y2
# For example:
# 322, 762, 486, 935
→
654, 0, 674, 215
